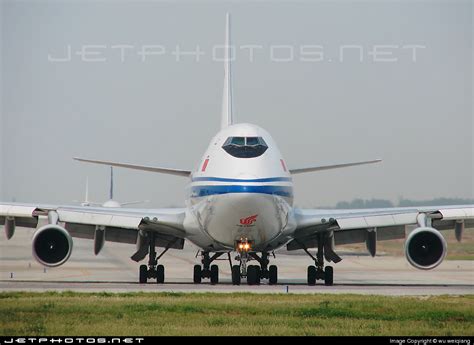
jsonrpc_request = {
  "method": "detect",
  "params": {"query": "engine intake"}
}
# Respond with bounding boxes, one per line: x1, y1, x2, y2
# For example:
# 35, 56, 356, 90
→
32, 225, 73, 267
405, 227, 447, 270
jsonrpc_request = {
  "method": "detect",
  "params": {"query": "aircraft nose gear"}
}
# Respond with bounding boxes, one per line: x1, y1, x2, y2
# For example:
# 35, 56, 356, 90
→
193, 251, 223, 285
233, 239, 278, 286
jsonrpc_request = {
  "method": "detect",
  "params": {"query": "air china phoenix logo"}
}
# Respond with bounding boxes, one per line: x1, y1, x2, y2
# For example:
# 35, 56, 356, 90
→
240, 214, 258, 226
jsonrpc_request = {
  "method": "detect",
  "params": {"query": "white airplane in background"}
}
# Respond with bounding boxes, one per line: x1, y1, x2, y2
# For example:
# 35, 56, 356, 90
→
74, 167, 148, 256
1, 14, 473, 286
77, 167, 148, 209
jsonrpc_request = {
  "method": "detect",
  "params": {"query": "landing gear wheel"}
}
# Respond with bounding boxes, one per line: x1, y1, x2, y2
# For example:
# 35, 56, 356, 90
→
139, 265, 148, 284
324, 266, 333, 286
210, 265, 219, 285
156, 265, 165, 284
307, 266, 316, 286
254, 265, 261, 285
231, 265, 241, 285
247, 265, 258, 285
269, 265, 278, 285
193, 265, 202, 284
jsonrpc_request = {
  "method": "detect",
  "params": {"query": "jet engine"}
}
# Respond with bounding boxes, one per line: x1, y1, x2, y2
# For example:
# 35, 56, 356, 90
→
32, 225, 73, 267
405, 227, 447, 270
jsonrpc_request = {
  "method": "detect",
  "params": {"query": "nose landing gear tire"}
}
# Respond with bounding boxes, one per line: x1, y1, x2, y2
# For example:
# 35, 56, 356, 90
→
231, 265, 241, 285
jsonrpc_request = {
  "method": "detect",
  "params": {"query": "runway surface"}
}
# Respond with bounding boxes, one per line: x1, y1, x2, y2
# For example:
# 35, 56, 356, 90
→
1, 228, 473, 295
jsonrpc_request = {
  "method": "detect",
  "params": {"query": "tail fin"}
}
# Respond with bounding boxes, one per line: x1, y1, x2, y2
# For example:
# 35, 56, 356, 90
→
220, 13, 234, 129
109, 167, 114, 200
85, 177, 90, 204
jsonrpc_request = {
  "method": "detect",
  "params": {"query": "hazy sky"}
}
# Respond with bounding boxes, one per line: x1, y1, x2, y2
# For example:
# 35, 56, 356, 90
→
1, 0, 473, 208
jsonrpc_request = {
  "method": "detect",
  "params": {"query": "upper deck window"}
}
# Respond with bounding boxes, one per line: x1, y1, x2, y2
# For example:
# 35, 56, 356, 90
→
222, 136, 268, 158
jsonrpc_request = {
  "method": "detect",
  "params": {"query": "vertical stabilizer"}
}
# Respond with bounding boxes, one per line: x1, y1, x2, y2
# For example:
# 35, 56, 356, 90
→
85, 177, 90, 204
220, 13, 234, 129
109, 167, 114, 200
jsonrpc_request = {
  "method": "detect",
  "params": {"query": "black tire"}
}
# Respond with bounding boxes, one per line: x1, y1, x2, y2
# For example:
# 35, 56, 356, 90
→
255, 266, 261, 285
307, 266, 316, 286
210, 265, 219, 285
231, 265, 241, 285
193, 265, 202, 284
139, 265, 148, 284
156, 265, 165, 284
324, 266, 333, 286
247, 265, 257, 285
269, 265, 278, 285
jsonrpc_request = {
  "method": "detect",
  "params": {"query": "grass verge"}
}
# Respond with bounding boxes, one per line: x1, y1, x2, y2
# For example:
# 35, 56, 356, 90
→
1, 292, 473, 336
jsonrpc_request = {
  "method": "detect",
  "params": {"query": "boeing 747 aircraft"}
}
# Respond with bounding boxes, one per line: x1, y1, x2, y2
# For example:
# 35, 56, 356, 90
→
1, 14, 472, 285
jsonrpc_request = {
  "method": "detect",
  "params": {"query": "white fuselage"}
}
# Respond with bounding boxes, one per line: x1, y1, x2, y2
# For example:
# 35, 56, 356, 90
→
183, 123, 297, 252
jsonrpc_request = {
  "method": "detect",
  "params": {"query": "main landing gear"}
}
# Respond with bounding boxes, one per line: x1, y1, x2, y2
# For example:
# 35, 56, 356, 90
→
193, 252, 224, 285
138, 233, 171, 284
303, 233, 339, 286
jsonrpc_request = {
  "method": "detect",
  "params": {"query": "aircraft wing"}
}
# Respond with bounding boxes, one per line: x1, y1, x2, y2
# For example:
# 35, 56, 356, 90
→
288, 205, 474, 255
0, 202, 187, 261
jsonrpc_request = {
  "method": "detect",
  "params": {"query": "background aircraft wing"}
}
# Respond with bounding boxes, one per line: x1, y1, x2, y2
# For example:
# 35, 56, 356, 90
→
0, 202, 187, 261
289, 205, 474, 253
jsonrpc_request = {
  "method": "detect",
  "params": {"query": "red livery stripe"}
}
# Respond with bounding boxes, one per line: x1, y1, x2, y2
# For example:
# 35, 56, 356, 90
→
201, 158, 210, 172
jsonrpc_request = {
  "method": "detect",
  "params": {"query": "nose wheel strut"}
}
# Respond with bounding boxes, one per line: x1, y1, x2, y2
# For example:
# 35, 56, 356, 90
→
233, 249, 278, 286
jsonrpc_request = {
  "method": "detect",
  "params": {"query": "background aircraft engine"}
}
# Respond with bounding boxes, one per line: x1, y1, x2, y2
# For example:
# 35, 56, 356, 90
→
405, 227, 447, 270
32, 225, 73, 267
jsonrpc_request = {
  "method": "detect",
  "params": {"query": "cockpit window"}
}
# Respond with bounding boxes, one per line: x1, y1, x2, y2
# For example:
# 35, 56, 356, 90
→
230, 137, 245, 146
245, 137, 259, 146
222, 136, 268, 158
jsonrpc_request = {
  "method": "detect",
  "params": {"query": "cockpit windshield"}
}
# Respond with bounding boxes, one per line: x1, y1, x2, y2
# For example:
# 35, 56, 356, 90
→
222, 136, 268, 158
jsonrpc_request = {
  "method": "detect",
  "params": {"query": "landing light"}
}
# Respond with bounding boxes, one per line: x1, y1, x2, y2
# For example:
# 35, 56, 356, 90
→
236, 239, 252, 252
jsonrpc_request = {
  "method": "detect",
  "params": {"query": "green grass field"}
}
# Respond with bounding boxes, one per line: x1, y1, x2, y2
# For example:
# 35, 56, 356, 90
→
1, 292, 473, 336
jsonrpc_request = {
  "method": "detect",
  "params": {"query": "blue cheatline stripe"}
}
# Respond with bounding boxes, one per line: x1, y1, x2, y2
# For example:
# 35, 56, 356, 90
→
191, 177, 293, 183
191, 185, 294, 198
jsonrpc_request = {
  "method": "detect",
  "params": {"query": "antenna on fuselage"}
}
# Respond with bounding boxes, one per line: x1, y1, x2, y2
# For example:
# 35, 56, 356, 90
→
220, 12, 234, 129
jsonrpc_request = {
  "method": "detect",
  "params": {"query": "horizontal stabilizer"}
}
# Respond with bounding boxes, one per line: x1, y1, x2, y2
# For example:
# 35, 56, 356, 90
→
289, 159, 382, 175
74, 158, 191, 177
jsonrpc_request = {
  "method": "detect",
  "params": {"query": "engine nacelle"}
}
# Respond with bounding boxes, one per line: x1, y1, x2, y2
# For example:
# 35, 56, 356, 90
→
32, 225, 73, 267
405, 227, 447, 270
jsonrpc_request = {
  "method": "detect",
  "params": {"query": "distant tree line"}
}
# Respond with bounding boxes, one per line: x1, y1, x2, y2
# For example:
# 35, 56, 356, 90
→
319, 197, 474, 209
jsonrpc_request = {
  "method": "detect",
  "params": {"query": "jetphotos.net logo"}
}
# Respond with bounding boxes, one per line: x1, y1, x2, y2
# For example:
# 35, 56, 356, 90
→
239, 214, 258, 227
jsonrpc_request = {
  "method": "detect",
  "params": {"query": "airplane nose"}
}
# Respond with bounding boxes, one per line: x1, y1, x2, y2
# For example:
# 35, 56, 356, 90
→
201, 193, 283, 248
